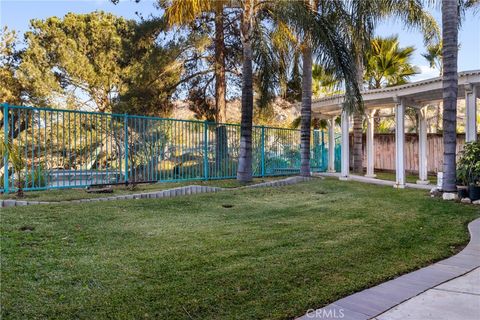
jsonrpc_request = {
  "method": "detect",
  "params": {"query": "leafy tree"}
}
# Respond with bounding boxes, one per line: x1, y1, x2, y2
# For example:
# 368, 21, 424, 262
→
187, 82, 217, 121
162, 0, 241, 123
18, 12, 135, 112
113, 17, 184, 116
0, 27, 24, 105
17, 12, 183, 115
0, 27, 33, 140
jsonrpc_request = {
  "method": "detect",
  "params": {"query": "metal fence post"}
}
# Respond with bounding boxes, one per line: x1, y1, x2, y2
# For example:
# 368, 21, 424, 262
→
124, 113, 129, 185
261, 126, 265, 177
3, 103, 9, 193
203, 121, 208, 180
321, 129, 325, 170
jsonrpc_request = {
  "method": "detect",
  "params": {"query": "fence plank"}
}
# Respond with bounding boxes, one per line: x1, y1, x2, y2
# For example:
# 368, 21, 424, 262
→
352, 133, 467, 173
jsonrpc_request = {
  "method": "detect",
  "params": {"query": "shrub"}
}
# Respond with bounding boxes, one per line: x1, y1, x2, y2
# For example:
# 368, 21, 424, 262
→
25, 166, 48, 188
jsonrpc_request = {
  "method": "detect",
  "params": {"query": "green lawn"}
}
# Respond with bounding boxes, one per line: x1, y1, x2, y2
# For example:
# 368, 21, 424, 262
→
0, 177, 280, 202
1, 179, 478, 319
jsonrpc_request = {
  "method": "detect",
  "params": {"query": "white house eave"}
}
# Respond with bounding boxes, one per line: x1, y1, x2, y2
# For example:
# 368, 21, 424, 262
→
312, 70, 480, 116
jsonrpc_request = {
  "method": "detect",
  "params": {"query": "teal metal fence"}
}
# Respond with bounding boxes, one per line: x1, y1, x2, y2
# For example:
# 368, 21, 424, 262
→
0, 103, 340, 192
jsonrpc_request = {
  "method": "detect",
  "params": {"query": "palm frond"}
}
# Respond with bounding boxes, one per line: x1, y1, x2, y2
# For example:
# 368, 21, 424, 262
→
311, 4, 363, 113
252, 17, 279, 108
387, 0, 440, 45
163, 0, 212, 27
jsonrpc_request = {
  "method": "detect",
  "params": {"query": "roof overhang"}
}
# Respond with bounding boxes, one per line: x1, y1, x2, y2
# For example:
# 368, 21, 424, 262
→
312, 70, 480, 118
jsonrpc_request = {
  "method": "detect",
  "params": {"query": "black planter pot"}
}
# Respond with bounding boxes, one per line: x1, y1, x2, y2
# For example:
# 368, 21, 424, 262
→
457, 187, 469, 199
468, 185, 480, 201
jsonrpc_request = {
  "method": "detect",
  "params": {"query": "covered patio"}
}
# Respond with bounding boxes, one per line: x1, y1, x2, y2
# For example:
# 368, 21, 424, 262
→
312, 70, 480, 188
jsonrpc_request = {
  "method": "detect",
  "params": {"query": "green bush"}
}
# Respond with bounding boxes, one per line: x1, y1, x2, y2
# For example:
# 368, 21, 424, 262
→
25, 166, 48, 188
266, 157, 289, 170
457, 142, 480, 186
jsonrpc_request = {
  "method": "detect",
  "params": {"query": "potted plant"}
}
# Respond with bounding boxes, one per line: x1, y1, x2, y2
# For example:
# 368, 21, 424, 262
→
457, 162, 469, 198
457, 142, 480, 201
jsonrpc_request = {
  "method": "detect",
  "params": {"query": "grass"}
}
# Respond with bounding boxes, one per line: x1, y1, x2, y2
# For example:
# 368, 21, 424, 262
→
372, 171, 438, 185
1, 178, 478, 319
0, 176, 281, 202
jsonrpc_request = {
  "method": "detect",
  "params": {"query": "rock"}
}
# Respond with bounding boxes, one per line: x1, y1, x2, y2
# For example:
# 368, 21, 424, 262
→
473, 200, 480, 205
461, 197, 472, 204
442, 192, 458, 201
3, 200, 16, 207
430, 187, 442, 198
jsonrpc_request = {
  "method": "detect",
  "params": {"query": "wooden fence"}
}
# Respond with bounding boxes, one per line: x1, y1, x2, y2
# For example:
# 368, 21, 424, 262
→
350, 133, 467, 173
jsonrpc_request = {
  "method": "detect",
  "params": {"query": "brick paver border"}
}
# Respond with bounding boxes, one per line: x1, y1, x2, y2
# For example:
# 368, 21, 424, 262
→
0, 176, 314, 208
296, 218, 480, 320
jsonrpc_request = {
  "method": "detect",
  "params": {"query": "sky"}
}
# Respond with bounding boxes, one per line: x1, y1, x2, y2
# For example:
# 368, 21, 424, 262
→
1, 0, 479, 82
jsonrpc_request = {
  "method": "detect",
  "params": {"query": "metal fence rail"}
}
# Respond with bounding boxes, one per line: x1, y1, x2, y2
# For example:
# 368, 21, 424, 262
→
1, 103, 340, 192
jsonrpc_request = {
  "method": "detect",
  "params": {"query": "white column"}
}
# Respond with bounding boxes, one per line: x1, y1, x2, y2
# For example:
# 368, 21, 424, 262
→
327, 117, 336, 173
340, 109, 350, 180
365, 109, 376, 178
417, 106, 429, 184
465, 84, 478, 142
394, 98, 405, 188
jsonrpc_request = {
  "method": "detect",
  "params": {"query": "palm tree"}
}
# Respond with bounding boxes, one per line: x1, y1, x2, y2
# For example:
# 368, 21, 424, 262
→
440, 0, 480, 193
365, 35, 419, 131
300, 38, 313, 176
348, 0, 440, 174
164, 0, 227, 123
312, 64, 340, 98
441, 0, 459, 193
271, 21, 300, 101
237, 0, 362, 181
237, 0, 255, 182
422, 41, 443, 75
297, 0, 363, 177
365, 36, 419, 89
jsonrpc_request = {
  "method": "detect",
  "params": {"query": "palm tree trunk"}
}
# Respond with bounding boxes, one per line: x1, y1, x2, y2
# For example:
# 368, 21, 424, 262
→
352, 54, 364, 173
441, 0, 458, 193
300, 44, 312, 176
237, 1, 254, 183
214, 2, 228, 174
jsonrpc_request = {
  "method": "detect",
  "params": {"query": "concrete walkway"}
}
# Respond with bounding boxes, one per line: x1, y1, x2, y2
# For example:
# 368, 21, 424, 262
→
314, 172, 433, 190
374, 268, 480, 320
297, 218, 480, 320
